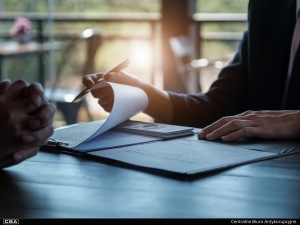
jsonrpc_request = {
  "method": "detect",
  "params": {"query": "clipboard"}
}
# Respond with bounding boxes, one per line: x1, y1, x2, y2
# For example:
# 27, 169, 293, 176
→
43, 129, 300, 175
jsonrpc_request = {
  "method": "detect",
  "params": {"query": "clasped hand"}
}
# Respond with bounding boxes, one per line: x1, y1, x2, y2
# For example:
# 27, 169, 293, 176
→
0, 79, 56, 168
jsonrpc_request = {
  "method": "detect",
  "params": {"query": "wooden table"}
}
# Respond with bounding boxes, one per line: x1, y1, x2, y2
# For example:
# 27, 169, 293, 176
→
1, 147, 300, 218
0, 42, 63, 84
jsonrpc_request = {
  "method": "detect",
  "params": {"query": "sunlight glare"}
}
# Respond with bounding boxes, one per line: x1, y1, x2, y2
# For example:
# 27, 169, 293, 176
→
82, 29, 93, 38
131, 44, 152, 65
215, 61, 223, 69
191, 59, 208, 68
64, 94, 75, 102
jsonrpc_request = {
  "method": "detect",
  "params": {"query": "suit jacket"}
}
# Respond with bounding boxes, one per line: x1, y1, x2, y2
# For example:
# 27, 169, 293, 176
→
168, 0, 299, 128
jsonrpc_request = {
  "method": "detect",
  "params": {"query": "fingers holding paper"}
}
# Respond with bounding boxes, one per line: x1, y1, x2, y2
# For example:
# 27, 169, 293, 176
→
98, 93, 114, 112
82, 70, 174, 123
83, 71, 145, 113
91, 85, 114, 112
83, 71, 144, 90
82, 72, 103, 88
197, 110, 300, 141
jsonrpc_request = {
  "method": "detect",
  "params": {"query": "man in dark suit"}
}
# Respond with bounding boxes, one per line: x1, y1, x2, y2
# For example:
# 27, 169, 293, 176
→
83, 0, 300, 141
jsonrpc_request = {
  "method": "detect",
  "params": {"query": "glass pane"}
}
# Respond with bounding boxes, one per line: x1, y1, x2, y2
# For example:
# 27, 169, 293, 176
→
1, 0, 160, 126
4, 0, 161, 13
197, 0, 249, 13
196, 0, 249, 93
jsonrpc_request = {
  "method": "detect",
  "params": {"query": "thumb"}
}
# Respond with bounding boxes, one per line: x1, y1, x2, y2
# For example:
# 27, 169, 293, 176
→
103, 72, 128, 84
103, 72, 143, 88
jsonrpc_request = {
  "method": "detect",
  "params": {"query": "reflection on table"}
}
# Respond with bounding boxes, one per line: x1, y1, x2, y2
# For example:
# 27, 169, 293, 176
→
1, 146, 300, 218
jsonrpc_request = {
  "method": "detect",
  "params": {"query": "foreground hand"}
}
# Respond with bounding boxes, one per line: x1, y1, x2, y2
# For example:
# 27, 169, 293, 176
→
83, 71, 145, 112
197, 110, 300, 141
0, 80, 56, 168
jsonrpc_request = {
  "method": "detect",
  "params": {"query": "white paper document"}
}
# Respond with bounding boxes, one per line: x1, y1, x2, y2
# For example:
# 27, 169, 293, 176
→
89, 139, 276, 174
50, 81, 149, 149
86, 82, 148, 142
73, 130, 161, 151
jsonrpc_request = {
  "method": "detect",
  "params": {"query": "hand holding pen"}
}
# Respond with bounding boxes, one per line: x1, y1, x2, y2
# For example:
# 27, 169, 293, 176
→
72, 59, 130, 102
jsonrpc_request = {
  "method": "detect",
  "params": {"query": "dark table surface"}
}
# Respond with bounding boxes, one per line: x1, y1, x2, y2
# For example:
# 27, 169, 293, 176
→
1, 147, 300, 218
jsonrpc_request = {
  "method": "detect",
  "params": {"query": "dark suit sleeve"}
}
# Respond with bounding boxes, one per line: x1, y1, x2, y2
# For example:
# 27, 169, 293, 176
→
168, 31, 250, 128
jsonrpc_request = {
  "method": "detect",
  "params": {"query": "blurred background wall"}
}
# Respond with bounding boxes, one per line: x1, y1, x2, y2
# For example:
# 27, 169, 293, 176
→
0, 0, 248, 127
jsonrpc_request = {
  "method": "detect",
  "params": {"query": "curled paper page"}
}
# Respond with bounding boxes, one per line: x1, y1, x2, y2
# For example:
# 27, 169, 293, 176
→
85, 82, 149, 142
50, 82, 149, 148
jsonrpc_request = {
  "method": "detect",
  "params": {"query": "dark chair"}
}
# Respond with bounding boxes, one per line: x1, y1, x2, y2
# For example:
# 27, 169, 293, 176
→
45, 28, 102, 125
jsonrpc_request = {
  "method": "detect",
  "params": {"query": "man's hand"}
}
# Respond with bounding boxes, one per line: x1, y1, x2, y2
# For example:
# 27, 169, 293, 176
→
197, 110, 300, 141
83, 72, 145, 112
82, 71, 173, 123
0, 79, 56, 168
